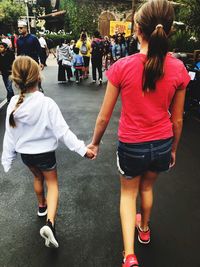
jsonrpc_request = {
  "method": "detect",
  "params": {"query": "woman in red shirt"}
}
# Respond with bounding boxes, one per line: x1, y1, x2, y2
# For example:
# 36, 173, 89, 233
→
88, 1, 190, 266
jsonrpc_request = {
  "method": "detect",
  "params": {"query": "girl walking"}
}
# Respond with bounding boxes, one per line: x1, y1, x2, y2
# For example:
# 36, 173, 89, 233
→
88, 1, 190, 266
1, 56, 95, 248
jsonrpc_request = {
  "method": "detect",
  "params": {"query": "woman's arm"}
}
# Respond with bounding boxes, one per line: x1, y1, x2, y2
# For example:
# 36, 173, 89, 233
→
88, 81, 120, 153
169, 87, 186, 167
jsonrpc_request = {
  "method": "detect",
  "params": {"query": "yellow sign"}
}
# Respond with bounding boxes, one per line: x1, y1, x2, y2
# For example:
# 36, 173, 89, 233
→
110, 21, 132, 37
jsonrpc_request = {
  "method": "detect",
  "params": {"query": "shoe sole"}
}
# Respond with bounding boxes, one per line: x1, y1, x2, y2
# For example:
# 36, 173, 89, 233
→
37, 209, 47, 217
40, 226, 59, 248
137, 229, 150, 244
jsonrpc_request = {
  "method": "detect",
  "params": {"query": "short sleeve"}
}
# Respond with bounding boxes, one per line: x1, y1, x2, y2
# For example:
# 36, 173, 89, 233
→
106, 61, 121, 87
178, 63, 191, 89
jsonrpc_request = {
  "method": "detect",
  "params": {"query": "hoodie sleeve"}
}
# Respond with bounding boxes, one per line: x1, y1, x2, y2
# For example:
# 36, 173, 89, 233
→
1, 106, 17, 172
48, 99, 87, 157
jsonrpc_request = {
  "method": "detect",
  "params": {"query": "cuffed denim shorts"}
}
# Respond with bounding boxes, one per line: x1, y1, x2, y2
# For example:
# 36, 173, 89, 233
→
117, 137, 173, 179
21, 151, 57, 171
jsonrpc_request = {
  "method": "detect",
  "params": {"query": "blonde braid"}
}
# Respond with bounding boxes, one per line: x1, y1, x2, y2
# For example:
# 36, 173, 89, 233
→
9, 92, 25, 128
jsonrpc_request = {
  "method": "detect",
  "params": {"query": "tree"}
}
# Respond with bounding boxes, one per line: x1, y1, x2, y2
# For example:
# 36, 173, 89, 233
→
176, 0, 200, 39
60, 0, 99, 38
0, 0, 25, 32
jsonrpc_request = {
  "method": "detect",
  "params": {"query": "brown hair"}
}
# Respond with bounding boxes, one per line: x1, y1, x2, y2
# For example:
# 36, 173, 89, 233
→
136, 0, 174, 91
9, 56, 40, 128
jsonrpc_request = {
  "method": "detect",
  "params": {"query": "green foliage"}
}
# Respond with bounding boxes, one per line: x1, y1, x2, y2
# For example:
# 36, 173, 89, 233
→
169, 30, 200, 52
44, 33, 75, 46
60, 0, 99, 38
0, 0, 25, 28
176, 0, 200, 39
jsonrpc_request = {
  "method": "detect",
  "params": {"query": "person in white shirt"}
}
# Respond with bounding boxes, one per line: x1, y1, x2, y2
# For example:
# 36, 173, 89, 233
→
1, 55, 95, 248
39, 34, 48, 66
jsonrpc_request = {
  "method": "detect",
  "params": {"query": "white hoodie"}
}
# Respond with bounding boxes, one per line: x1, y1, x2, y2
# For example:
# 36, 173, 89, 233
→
1, 91, 87, 172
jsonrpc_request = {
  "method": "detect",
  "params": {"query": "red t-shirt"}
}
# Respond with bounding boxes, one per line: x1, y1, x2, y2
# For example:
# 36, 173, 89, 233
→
106, 53, 190, 143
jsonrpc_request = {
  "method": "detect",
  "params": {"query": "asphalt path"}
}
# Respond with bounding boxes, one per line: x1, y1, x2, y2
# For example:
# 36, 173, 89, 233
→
0, 56, 200, 267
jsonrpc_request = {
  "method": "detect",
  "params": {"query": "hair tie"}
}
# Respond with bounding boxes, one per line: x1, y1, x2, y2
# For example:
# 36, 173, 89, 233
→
156, 24, 163, 29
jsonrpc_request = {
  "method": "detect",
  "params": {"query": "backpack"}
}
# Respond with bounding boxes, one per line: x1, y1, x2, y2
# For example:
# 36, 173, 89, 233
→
92, 40, 104, 57
80, 41, 88, 55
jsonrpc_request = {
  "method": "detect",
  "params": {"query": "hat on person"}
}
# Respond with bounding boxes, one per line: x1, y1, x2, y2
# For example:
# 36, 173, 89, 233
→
18, 20, 27, 27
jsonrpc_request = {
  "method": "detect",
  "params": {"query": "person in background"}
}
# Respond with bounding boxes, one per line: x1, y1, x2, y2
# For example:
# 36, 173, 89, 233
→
16, 20, 43, 69
46, 37, 56, 58
76, 33, 91, 79
0, 42, 15, 103
39, 33, 48, 66
88, 0, 190, 266
1, 56, 95, 249
91, 31, 104, 85
56, 38, 73, 83
112, 33, 127, 62
73, 47, 84, 84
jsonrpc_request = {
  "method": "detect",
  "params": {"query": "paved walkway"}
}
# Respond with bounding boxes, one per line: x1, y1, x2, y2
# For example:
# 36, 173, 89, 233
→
0, 56, 200, 267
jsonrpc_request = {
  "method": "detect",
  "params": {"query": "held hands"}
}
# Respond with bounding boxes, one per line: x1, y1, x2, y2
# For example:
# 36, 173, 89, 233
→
84, 143, 99, 160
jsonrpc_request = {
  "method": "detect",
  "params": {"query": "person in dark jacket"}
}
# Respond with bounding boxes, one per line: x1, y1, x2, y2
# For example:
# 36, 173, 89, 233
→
16, 20, 43, 69
91, 31, 104, 85
0, 42, 15, 103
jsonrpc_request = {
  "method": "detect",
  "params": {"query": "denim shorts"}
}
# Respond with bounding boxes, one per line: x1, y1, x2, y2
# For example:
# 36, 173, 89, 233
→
117, 138, 173, 179
21, 151, 57, 171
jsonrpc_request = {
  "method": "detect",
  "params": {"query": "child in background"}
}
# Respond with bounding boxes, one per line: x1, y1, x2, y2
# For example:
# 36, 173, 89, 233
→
1, 56, 95, 248
0, 42, 15, 103
73, 47, 84, 83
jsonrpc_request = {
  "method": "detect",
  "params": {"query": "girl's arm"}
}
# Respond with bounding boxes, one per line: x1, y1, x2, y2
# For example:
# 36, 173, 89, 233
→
49, 99, 94, 158
169, 87, 186, 167
1, 110, 17, 172
88, 81, 120, 154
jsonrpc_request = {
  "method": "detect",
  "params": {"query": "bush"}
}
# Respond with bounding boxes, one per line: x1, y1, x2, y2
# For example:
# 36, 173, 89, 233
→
40, 33, 77, 47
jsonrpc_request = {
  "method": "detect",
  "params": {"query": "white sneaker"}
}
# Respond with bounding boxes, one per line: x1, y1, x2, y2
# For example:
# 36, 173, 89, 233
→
40, 220, 59, 248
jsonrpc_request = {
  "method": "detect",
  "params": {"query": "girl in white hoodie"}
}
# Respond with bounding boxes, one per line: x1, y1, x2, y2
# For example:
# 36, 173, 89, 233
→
1, 56, 95, 248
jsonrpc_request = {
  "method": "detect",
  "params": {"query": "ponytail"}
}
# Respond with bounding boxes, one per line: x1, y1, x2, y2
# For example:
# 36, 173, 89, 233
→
9, 92, 25, 128
143, 25, 168, 91
135, 0, 175, 91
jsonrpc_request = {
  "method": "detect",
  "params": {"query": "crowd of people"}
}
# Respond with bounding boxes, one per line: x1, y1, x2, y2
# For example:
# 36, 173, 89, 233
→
56, 30, 139, 85
0, 22, 140, 103
0, 1, 192, 266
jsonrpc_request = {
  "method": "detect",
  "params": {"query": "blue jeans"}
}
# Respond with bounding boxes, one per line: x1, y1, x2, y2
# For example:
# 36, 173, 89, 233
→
2, 73, 14, 102
117, 137, 173, 179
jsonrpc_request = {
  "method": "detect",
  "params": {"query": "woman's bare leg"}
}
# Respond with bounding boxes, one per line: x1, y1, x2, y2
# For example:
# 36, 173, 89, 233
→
120, 175, 141, 257
42, 169, 58, 226
139, 171, 158, 230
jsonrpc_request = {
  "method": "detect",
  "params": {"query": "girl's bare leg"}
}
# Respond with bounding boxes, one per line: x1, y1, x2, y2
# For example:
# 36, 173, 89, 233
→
28, 166, 46, 207
139, 171, 158, 230
42, 169, 59, 226
120, 175, 141, 257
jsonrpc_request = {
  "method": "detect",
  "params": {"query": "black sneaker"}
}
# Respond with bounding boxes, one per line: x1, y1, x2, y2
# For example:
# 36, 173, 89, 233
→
37, 206, 47, 217
40, 219, 59, 248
